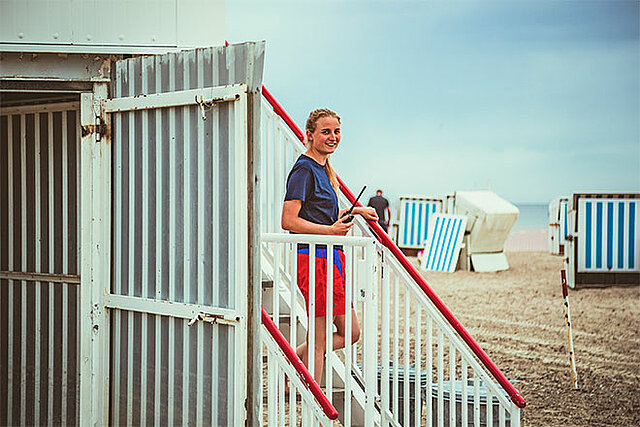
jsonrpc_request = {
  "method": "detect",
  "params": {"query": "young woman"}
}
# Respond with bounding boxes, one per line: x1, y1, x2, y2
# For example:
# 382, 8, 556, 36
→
281, 108, 378, 384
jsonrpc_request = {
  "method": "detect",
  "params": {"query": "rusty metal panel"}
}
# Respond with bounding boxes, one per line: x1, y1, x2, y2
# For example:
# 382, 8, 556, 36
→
0, 105, 80, 426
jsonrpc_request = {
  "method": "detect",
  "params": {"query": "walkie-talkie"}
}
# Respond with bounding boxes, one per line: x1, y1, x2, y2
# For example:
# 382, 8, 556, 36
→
341, 186, 367, 223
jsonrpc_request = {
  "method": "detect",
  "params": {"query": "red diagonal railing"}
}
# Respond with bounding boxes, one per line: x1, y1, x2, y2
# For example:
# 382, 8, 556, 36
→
261, 86, 526, 409
261, 307, 339, 420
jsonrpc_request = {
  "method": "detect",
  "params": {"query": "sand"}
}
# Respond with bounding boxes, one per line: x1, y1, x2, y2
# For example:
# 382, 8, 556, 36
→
415, 251, 640, 426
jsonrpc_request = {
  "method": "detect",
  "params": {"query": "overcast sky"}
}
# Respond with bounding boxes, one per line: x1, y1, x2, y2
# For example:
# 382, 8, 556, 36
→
227, 1, 639, 204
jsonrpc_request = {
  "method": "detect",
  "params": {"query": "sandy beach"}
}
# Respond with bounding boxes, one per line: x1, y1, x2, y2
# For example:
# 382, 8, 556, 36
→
415, 250, 640, 426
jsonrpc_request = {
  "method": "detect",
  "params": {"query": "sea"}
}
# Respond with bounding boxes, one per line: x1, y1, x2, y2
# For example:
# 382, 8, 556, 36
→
513, 203, 548, 230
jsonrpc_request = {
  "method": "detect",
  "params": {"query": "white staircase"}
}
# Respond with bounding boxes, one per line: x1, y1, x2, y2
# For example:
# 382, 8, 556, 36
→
259, 91, 525, 426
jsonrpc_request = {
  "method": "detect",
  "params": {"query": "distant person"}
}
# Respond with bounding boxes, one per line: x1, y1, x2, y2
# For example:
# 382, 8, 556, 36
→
368, 189, 391, 232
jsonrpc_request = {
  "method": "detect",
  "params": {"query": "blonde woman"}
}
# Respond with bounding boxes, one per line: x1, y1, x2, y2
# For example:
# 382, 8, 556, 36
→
281, 108, 378, 384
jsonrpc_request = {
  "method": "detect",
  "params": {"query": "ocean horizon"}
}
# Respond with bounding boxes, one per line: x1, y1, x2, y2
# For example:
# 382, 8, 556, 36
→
513, 203, 548, 230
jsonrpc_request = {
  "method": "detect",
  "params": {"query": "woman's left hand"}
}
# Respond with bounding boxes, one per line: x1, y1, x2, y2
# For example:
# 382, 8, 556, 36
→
355, 207, 379, 222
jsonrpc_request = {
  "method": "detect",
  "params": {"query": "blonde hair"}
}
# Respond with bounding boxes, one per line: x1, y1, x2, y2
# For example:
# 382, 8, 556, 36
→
305, 108, 341, 191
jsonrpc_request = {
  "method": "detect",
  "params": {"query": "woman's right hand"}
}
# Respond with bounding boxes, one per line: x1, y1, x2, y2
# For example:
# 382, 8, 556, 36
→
330, 215, 354, 235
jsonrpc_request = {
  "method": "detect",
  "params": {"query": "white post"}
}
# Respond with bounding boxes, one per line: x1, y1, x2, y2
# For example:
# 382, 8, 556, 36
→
363, 241, 379, 426
79, 82, 111, 426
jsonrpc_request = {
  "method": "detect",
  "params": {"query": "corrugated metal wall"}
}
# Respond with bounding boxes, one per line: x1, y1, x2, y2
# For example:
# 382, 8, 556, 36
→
0, 103, 80, 426
397, 198, 442, 249
110, 47, 250, 426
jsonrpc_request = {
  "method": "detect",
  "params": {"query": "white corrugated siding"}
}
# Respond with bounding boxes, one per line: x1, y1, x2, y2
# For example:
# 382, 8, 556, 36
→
0, 104, 80, 426
109, 47, 252, 426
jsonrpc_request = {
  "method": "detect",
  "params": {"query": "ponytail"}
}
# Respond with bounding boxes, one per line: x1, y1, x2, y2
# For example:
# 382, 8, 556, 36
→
324, 157, 340, 192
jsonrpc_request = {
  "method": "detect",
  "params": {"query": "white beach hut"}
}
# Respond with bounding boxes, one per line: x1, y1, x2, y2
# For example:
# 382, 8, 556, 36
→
0, 2, 267, 425
454, 190, 519, 272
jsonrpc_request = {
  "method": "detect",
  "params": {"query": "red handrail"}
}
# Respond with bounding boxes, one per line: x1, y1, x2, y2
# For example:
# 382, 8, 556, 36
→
261, 88, 526, 409
261, 308, 339, 420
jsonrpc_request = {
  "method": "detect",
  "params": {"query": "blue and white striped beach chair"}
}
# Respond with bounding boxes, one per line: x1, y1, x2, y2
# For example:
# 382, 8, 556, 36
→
419, 214, 468, 273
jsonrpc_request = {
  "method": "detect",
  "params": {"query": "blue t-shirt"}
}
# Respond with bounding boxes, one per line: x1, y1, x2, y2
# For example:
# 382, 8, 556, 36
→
285, 154, 339, 225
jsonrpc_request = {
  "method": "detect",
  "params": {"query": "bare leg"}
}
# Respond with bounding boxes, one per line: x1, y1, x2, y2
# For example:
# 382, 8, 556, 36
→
297, 316, 328, 384
333, 308, 361, 350
295, 309, 360, 385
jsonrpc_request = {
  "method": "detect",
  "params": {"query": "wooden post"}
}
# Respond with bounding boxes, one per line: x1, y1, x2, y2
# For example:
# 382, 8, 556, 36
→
561, 269, 578, 389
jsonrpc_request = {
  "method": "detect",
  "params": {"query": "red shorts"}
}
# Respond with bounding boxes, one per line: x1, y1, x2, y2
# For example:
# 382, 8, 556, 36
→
296, 247, 346, 317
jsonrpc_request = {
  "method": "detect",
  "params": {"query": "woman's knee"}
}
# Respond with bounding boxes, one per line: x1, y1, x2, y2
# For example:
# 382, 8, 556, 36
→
351, 323, 361, 343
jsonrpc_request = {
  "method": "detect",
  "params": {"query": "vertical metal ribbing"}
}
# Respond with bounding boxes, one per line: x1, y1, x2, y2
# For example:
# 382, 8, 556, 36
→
154, 54, 163, 427
195, 49, 205, 427
426, 315, 433, 427
228, 102, 237, 314
33, 112, 41, 427
6, 115, 13, 427
20, 113, 27, 426
403, 290, 410, 427
167, 52, 177, 425
126, 60, 136, 427
61, 111, 69, 425
232, 98, 247, 417
140, 55, 150, 427
208, 50, 219, 427
449, 343, 456, 427
211, 324, 218, 427
46, 112, 54, 424
112, 65, 122, 426
210, 50, 220, 311
180, 54, 190, 427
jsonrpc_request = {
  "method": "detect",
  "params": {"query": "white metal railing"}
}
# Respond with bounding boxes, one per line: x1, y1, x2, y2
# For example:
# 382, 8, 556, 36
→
262, 233, 379, 427
259, 96, 523, 425
262, 316, 337, 426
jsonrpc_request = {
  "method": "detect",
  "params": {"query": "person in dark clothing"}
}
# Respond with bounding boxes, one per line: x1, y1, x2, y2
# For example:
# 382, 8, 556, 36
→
368, 189, 391, 231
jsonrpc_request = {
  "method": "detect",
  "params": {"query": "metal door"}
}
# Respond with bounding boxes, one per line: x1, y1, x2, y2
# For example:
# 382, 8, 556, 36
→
103, 51, 250, 426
